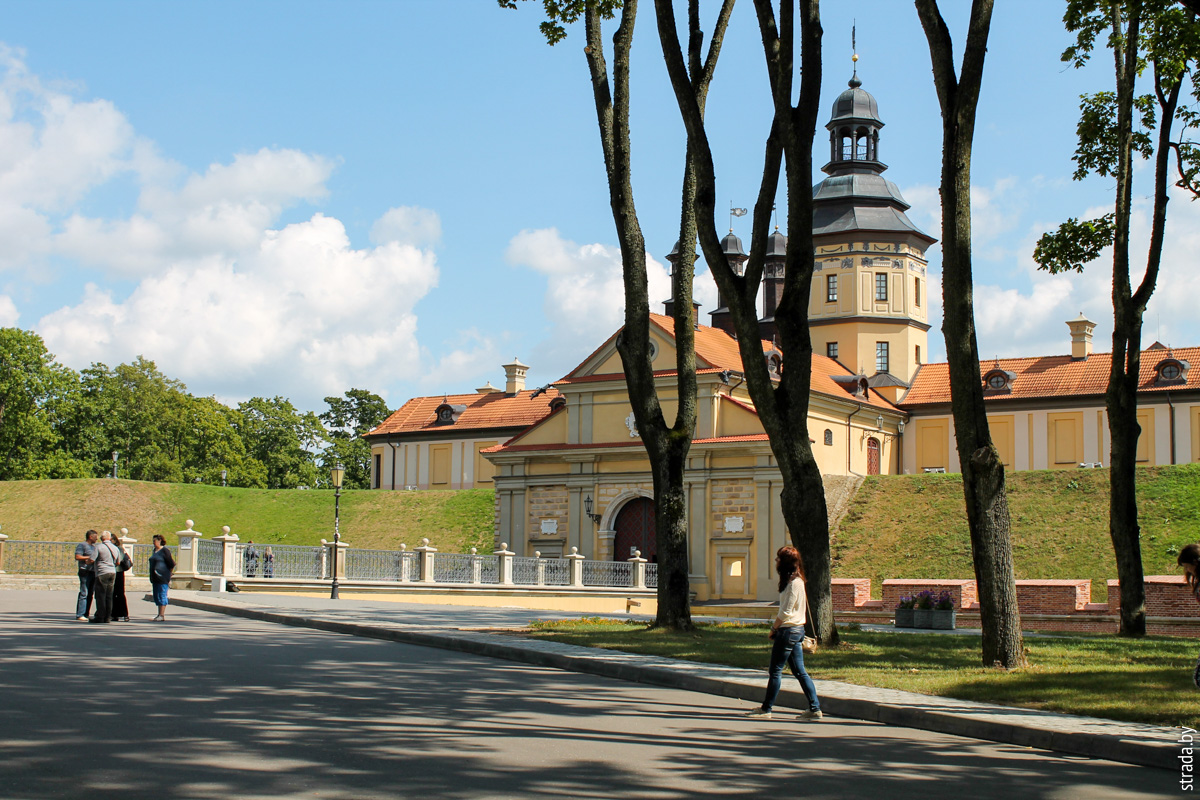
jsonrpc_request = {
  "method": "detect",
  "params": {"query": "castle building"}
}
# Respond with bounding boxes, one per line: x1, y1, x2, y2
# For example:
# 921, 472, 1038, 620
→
365, 76, 1200, 603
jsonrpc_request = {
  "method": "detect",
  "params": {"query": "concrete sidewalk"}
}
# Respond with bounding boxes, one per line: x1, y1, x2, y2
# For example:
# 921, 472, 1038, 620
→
166, 591, 1179, 772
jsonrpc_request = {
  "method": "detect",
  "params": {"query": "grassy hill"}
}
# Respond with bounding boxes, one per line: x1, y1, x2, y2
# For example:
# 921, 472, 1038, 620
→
0, 479, 495, 553
833, 464, 1200, 596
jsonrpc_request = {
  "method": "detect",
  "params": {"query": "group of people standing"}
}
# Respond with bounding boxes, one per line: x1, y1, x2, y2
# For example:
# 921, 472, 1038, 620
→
75, 529, 176, 623
243, 541, 274, 578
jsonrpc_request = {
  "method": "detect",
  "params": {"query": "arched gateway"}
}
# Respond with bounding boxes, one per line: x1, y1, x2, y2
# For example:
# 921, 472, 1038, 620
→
612, 497, 656, 562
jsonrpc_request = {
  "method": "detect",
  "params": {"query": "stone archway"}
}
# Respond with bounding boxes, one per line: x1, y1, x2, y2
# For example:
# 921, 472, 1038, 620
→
598, 489, 655, 562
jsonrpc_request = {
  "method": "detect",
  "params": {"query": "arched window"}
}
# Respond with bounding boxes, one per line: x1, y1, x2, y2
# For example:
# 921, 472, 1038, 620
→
823, 429, 834, 447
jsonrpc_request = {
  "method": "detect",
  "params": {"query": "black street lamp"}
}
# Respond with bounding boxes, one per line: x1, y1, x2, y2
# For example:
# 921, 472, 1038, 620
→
330, 463, 344, 600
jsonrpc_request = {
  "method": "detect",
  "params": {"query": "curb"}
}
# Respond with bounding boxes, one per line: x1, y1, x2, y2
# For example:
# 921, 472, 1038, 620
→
166, 594, 1175, 771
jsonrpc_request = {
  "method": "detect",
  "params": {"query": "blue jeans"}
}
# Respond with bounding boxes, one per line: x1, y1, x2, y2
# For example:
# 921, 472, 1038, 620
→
761, 625, 820, 712
76, 571, 95, 618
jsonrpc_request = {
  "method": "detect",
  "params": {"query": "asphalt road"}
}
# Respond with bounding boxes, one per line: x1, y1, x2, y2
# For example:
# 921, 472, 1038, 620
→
0, 590, 1176, 799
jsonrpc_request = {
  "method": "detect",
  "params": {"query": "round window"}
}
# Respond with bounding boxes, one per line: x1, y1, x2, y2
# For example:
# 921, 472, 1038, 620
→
1161, 363, 1181, 381
438, 408, 453, 422
987, 374, 1007, 390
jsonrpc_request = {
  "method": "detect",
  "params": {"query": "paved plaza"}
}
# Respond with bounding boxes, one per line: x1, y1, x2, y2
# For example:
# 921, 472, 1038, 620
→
0, 589, 1180, 799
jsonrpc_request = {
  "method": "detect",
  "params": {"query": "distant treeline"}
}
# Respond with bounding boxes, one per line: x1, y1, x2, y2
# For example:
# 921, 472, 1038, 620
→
0, 327, 390, 489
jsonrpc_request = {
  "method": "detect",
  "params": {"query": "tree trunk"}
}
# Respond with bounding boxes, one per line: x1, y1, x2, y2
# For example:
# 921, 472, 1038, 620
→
916, 0, 1025, 668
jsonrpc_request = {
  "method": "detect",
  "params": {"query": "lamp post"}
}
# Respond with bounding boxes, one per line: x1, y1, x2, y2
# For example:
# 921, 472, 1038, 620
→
111, 451, 119, 480
221, 469, 227, 488
330, 463, 344, 600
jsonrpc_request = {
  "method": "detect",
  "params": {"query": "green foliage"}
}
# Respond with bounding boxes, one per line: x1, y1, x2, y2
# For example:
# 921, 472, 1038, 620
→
1033, 214, 1116, 273
1072, 91, 1157, 180
496, 0, 623, 46
0, 326, 394, 491
320, 388, 391, 489
527, 621, 1200, 726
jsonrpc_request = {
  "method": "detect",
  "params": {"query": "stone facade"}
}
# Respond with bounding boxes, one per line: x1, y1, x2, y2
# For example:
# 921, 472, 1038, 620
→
710, 479, 756, 538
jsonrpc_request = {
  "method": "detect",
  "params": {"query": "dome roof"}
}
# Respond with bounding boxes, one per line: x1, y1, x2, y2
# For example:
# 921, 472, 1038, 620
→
765, 229, 787, 258
666, 239, 681, 261
828, 76, 884, 128
721, 231, 747, 258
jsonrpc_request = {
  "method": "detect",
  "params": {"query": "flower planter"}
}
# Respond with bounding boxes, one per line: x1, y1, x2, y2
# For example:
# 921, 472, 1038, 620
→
930, 609, 957, 630
894, 608, 915, 628
913, 608, 933, 629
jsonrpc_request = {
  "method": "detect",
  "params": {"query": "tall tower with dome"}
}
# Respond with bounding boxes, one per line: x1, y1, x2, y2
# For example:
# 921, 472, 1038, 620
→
806, 71, 936, 401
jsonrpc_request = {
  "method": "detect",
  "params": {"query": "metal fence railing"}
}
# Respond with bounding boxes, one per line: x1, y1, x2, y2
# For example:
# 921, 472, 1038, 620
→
6, 541, 79, 575
345, 548, 405, 581
583, 560, 632, 587
196, 539, 223, 576
2, 539, 655, 593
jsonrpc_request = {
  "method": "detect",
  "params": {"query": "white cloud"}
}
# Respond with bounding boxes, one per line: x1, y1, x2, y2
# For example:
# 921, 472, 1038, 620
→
40, 213, 440, 404
418, 329, 503, 392
370, 206, 442, 248
0, 294, 17, 326
505, 228, 674, 373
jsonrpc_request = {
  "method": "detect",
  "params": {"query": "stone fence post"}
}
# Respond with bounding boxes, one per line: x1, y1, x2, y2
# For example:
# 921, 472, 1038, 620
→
213, 526, 240, 578
0, 526, 7, 574
565, 546, 585, 589
324, 538, 349, 581
415, 538, 437, 584
495, 543, 514, 586
628, 550, 647, 590
174, 521, 203, 578
118, 528, 137, 575
470, 548, 482, 585
534, 551, 546, 586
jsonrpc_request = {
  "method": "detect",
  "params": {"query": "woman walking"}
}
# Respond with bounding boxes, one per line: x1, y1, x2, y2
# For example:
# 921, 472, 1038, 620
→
149, 535, 176, 622
746, 545, 822, 721
1178, 543, 1200, 686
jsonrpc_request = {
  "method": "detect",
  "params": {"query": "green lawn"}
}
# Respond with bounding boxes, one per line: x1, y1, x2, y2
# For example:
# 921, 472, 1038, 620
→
527, 618, 1200, 728
0, 479, 495, 553
834, 464, 1200, 595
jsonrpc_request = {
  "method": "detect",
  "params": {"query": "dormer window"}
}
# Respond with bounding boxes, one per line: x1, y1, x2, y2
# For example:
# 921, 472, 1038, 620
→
766, 350, 783, 379
982, 367, 1016, 394
433, 402, 467, 425
1154, 356, 1189, 386
549, 396, 567, 411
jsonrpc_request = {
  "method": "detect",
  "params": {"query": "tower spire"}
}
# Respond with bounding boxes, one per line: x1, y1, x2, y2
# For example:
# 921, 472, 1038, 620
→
850, 22, 860, 87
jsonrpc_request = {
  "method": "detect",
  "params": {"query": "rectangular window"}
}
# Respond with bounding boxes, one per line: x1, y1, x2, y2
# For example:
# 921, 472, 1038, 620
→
914, 277, 921, 307
876, 341, 889, 374
875, 273, 888, 301
827, 342, 839, 360
826, 274, 838, 302
915, 345, 921, 365
372, 453, 381, 489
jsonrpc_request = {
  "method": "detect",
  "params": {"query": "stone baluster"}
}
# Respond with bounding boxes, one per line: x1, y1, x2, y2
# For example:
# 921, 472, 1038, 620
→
628, 549, 647, 590
174, 521, 203, 578
495, 542, 514, 586
565, 546, 585, 589
470, 547, 482, 585
213, 526, 240, 578
415, 538, 437, 584
325, 538, 349, 581
118, 528, 136, 575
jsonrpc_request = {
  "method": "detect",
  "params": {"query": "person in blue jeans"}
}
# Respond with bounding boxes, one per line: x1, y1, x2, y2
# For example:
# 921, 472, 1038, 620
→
74, 529, 99, 621
746, 545, 822, 721
149, 535, 176, 622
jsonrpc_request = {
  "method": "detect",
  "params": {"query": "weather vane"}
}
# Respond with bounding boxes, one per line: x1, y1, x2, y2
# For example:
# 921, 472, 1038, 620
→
852, 21, 858, 77
729, 202, 747, 232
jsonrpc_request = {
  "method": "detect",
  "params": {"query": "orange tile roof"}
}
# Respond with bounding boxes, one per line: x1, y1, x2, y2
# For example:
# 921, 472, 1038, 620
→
366, 387, 561, 437
900, 346, 1200, 407
558, 314, 898, 411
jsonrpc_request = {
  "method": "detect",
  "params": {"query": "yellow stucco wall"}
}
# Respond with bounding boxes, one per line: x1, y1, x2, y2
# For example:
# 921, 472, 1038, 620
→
914, 418, 950, 471
1136, 408, 1155, 463
1047, 412, 1084, 467
988, 415, 1015, 468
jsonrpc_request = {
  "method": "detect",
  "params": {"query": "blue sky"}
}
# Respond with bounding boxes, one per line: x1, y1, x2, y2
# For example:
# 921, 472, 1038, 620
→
1, 1, 1196, 412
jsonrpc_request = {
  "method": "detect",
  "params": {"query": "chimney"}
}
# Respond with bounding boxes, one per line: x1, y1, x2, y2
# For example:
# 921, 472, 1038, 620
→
1066, 313, 1095, 360
503, 357, 528, 395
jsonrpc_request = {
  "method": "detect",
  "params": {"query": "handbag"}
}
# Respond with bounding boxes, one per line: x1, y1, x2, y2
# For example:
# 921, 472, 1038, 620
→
799, 581, 818, 653
116, 545, 132, 572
